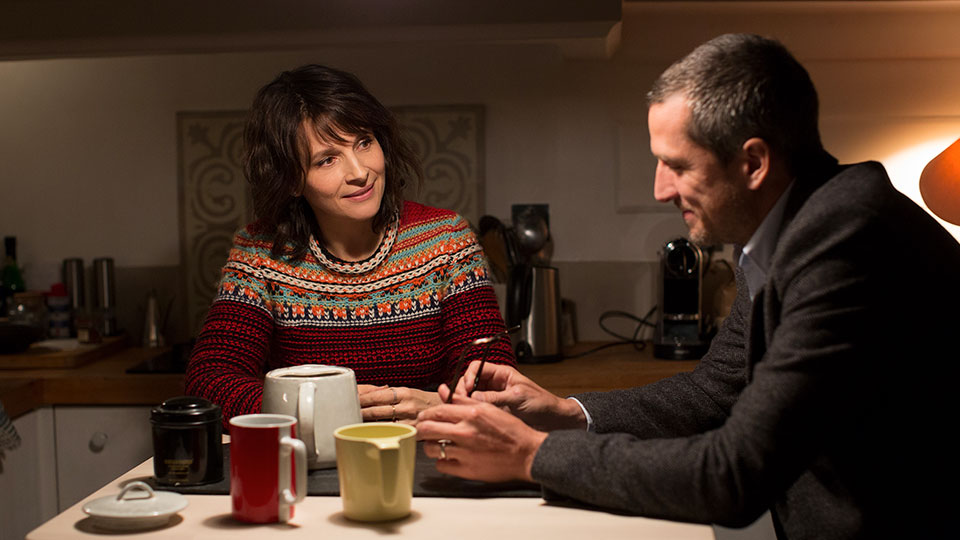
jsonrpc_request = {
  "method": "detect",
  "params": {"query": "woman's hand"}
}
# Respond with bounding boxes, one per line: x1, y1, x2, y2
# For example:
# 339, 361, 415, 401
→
357, 384, 441, 425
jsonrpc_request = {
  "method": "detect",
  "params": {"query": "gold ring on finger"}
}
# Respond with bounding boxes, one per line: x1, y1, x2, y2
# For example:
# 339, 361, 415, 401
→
438, 439, 452, 460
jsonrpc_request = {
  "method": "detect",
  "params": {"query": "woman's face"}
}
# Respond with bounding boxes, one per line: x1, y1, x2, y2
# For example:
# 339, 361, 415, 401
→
299, 121, 386, 230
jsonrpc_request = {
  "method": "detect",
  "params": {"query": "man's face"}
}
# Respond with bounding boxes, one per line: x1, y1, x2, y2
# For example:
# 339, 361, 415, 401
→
649, 95, 752, 246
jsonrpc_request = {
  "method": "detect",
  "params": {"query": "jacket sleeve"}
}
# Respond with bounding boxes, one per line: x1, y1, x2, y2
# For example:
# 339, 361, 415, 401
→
530, 194, 895, 526
574, 266, 751, 439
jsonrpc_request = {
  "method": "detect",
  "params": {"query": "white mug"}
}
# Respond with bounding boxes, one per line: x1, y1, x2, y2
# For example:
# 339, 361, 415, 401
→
262, 365, 362, 469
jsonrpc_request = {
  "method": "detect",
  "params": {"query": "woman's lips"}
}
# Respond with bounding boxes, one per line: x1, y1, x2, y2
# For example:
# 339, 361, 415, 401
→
344, 183, 374, 201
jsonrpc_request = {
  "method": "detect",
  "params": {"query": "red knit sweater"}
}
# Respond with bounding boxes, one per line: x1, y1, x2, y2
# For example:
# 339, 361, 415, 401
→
185, 202, 515, 421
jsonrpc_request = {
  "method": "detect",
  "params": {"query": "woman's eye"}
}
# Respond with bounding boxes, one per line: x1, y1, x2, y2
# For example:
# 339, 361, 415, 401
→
315, 157, 334, 167
357, 137, 373, 149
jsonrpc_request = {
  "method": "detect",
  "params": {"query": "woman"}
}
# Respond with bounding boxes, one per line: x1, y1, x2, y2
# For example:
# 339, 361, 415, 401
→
185, 64, 514, 424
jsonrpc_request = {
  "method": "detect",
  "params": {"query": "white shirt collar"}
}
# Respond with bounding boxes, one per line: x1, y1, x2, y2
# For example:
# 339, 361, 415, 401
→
738, 181, 794, 300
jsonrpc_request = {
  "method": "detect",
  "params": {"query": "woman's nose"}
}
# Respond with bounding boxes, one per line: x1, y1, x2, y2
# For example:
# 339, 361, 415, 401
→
342, 150, 366, 182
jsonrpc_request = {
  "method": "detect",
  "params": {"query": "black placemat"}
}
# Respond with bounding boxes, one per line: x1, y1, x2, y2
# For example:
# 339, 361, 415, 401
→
147, 442, 541, 498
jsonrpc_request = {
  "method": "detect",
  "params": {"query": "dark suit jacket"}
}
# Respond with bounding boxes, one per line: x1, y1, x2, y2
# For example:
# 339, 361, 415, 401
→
531, 161, 959, 540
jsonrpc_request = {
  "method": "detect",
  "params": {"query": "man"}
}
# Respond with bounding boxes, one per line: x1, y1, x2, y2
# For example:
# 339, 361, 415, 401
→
416, 34, 959, 539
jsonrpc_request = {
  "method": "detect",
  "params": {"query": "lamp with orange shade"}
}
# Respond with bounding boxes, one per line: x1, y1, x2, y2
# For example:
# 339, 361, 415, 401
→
919, 137, 960, 225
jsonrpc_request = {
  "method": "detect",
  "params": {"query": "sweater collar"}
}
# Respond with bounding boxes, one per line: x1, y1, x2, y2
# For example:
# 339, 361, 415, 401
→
309, 217, 399, 275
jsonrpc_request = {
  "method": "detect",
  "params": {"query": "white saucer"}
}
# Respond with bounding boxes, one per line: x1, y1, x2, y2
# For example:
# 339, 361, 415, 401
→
82, 481, 188, 531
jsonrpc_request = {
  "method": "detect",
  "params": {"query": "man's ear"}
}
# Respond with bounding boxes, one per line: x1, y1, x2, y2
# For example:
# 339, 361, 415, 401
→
741, 137, 771, 191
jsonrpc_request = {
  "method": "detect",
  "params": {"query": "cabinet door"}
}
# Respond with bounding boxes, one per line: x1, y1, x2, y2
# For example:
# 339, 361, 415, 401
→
0, 407, 58, 540
54, 406, 153, 511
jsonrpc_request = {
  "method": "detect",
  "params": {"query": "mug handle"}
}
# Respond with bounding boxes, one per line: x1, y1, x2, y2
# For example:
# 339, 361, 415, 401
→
279, 435, 308, 507
374, 439, 401, 507
298, 382, 318, 462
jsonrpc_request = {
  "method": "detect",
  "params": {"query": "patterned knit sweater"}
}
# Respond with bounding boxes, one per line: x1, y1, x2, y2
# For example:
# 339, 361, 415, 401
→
185, 201, 515, 421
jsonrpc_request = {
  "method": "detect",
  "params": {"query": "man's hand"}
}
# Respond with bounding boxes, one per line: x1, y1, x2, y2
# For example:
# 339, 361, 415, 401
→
416, 396, 548, 483
446, 361, 587, 431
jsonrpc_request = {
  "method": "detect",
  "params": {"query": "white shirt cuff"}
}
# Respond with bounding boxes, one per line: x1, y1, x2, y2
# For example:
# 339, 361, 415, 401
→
567, 397, 594, 432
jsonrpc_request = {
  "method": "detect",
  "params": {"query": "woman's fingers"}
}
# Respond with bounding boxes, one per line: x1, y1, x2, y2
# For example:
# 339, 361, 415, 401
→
360, 403, 397, 422
357, 386, 400, 408
357, 384, 387, 394
359, 386, 441, 421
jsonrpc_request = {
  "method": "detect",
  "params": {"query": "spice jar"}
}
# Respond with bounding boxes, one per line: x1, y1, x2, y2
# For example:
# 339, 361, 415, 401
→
150, 396, 223, 486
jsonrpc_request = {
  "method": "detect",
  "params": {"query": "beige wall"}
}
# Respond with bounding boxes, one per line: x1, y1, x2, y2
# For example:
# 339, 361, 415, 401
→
2, 2, 958, 340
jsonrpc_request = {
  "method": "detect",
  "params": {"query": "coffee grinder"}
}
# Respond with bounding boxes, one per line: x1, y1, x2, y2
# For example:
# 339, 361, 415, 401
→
654, 238, 709, 360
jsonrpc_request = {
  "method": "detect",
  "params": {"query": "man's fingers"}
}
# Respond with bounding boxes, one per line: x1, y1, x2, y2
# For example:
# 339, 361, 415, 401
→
467, 389, 499, 404
461, 360, 481, 393
415, 419, 460, 442
453, 373, 471, 396
417, 403, 474, 424
438, 383, 452, 403
423, 439, 455, 460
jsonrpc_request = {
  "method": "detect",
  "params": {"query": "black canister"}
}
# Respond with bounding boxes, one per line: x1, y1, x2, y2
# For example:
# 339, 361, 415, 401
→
150, 396, 223, 486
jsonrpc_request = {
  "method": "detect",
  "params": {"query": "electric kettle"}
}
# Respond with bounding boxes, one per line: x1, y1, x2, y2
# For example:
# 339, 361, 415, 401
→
507, 264, 562, 363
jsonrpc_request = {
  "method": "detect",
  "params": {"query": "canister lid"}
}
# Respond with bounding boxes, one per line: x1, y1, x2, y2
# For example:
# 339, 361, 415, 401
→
151, 396, 222, 425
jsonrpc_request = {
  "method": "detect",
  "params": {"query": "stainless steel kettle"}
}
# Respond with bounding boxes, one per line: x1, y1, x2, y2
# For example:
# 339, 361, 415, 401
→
507, 265, 562, 363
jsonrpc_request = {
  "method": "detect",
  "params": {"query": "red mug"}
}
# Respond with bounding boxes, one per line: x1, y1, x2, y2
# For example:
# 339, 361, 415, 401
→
229, 414, 308, 523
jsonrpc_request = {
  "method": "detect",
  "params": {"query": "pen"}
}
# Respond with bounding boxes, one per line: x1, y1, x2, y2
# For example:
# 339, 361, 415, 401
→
447, 325, 520, 403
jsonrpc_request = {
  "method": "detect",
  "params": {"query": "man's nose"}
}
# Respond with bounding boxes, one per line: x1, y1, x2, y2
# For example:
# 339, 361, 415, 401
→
653, 162, 676, 203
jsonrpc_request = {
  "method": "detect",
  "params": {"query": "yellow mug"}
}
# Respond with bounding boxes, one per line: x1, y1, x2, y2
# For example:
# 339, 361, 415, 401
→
333, 422, 416, 522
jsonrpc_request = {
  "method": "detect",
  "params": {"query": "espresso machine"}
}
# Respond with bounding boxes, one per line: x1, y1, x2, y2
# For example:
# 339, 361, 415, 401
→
653, 238, 709, 360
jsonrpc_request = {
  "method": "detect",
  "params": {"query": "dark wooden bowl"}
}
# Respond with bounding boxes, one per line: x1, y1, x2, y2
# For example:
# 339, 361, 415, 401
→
0, 321, 45, 354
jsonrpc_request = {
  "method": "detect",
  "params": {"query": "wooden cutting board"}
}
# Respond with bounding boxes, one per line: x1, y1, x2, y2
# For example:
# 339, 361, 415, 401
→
0, 335, 128, 370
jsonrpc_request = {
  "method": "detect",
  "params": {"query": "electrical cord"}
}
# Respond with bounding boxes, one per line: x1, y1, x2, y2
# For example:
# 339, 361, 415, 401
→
564, 305, 658, 359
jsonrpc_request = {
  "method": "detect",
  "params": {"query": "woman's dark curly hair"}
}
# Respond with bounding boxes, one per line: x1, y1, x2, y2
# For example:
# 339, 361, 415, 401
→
243, 64, 422, 261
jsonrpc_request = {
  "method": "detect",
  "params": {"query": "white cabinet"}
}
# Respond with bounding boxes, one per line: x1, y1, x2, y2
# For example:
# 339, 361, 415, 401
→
53, 406, 154, 512
0, 407, 58, 540
0, 405, 155, 539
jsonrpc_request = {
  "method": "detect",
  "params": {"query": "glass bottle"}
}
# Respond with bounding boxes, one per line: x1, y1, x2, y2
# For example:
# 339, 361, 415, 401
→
1, 236, 26, 317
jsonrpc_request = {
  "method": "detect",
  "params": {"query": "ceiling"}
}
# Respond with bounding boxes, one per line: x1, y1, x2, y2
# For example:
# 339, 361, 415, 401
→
4, 0, 952, 62
0, 0, 624, 61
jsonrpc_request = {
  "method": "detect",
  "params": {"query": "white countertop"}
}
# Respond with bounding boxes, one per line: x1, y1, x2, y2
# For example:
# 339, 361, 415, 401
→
27, 457, 714, 540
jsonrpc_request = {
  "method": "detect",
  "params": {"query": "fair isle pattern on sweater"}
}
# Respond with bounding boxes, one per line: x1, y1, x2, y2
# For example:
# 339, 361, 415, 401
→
186, 201, 515, 422
216, 203, 489, 328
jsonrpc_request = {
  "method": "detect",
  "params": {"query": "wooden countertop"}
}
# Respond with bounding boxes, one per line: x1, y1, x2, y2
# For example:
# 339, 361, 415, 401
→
518, 342, 698, 397
1, 342, 698, 421
0, 345, 185, 419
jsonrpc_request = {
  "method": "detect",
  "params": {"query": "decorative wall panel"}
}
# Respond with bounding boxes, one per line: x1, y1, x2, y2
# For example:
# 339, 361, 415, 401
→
177, 105, 485, 335
392, 105, 485, 226
177, 111, 251, 334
